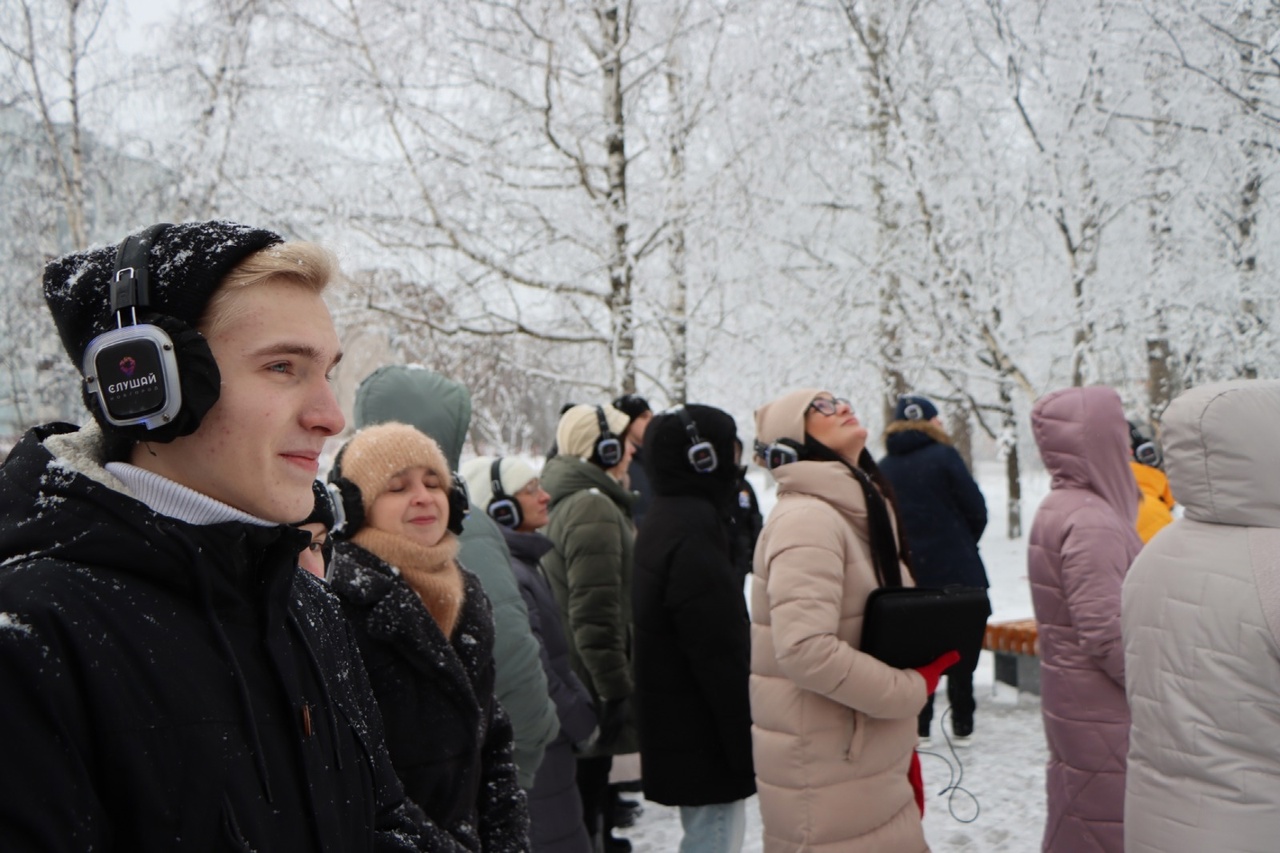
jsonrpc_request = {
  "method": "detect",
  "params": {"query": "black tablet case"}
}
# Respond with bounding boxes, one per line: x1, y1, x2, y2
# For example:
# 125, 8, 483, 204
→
859, 586, 991, 672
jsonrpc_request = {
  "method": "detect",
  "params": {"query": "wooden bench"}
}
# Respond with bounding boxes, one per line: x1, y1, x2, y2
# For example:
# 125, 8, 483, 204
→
983, 619, 1041, 695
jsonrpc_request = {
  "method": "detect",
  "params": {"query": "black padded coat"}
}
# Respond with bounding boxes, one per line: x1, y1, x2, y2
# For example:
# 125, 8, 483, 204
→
632, 406, 756, 806
0, 423, 442, 853
328, 539, 530, 853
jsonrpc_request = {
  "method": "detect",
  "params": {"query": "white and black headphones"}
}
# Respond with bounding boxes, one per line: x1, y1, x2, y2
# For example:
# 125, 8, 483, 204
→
487, 457, 523, 529
592, 405, 624, 468
81, 224, 183, 429
754, 437, 803, 470
1128, 421, 1162, 468
675, 406, 718, 473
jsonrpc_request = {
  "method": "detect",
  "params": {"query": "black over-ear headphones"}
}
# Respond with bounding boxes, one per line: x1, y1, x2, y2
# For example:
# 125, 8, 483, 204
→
82, 224, 183, 429
754, 437, 803, 471
675, 406, 718, 473
487, 457, 523, 529
1133, 441, 1160, 467
1128, 421, 1162, 468
593, 405, 624, 468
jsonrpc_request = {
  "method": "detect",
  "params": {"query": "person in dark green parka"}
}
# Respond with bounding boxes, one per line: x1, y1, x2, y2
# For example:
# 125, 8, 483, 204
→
540, 403, 638, 852
354, 365, 559, 790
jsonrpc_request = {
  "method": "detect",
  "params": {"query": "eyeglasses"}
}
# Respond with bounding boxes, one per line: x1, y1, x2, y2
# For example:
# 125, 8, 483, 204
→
517, 479, 543, 497
807, 396, 852, 416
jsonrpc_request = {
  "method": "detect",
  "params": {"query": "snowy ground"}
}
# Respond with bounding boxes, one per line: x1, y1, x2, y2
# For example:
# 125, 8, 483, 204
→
617, 461, 1053, 852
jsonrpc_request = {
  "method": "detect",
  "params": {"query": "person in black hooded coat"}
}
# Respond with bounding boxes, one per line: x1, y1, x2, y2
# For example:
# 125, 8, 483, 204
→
632, 404, 756, 852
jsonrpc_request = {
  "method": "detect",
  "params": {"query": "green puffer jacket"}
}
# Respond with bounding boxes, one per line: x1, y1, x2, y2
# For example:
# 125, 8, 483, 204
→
540, 453, 638, 756
354, 365, 559, 789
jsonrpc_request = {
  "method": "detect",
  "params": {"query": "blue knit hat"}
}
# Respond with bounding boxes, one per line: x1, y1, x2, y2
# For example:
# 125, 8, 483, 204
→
893, 395, 938, 422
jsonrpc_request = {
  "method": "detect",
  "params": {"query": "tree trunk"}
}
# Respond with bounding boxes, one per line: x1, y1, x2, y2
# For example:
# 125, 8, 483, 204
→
1146, 336, 1173, 422
1000, 381, 1022, 539
665, 49, 689, 405
949, 403, 974, 472
598, 2, 635, 393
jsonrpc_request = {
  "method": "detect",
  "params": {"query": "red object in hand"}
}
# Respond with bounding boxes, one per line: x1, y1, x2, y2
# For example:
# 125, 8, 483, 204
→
909, 750, 925, 816
914, 649, 961, 695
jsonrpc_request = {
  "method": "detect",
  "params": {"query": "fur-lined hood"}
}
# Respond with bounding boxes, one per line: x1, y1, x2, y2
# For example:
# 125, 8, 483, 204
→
883, 418, 951, 455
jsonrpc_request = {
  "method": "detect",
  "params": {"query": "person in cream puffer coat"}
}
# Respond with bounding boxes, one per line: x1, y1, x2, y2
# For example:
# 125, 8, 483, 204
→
750, 388, 935, 853
1123, 379, 1280, 853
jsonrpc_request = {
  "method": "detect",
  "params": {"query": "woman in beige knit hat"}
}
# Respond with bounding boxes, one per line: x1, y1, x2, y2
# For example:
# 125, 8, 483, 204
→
749, 389, 957, 853
326, 422, 530, 851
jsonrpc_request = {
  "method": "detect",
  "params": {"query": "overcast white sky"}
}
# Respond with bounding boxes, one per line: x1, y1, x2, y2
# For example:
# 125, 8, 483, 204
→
113, 0, 175, 52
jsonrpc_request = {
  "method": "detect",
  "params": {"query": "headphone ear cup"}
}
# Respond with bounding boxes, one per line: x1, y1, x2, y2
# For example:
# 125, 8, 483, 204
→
328, 478, 365, 539
487, 497, 522, 529
447, 472, 471, 535
84, 313, 221, 444
594, 436, 623, 468
754, 437, 802, 470
1134, 441, 1161, 467
686, 440, 718, 473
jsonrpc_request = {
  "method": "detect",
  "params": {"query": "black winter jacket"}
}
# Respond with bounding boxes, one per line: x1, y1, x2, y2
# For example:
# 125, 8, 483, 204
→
502, 526, 596, 853
728, 473, 763, 578
328, 540, 530, 853
0, 424, 438, 853
625, 448, 653, 528
632, 407, 756, 806
878, 421, 989, 588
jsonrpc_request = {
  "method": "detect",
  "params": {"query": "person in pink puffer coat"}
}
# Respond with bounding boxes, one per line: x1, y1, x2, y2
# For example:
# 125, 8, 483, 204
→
1028, 386, 1142, 853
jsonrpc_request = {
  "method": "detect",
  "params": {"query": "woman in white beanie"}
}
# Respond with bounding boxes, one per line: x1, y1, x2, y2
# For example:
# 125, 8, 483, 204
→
538, 404, 638, 852
461, 455, 599, 853
327, 422, 529, 852
750, 389, 957, 853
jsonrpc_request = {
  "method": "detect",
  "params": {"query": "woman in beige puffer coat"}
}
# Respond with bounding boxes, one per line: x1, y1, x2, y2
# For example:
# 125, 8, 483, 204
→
750, 388, 945, 853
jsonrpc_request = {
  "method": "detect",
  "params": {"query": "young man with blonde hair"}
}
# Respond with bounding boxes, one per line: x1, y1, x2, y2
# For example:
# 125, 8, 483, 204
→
0, 221, 457, 851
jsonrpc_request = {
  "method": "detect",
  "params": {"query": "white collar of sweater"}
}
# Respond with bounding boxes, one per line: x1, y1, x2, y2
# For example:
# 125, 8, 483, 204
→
105, 462, 274, 527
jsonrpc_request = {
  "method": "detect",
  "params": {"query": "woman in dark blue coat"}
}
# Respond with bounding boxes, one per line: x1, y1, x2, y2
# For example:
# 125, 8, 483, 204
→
462, 454, 599, 853
877, 395, 989, 743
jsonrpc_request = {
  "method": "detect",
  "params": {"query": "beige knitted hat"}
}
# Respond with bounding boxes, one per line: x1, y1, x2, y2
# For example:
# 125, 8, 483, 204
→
337, 422, 452, 514
556, 404, 631, 461
754, 387, 824, 447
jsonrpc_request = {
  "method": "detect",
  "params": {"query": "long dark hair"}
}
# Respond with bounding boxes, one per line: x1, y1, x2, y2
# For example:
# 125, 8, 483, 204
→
802, 435, 912, 587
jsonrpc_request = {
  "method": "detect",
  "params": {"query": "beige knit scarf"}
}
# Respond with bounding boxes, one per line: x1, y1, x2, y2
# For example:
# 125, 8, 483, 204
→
352, 527, 464, 638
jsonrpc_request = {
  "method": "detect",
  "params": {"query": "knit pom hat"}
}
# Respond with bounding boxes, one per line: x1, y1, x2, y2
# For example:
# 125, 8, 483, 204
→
556, 404, 631, 462
460, 456, 538, 509
893, 395, 938, 422
43, 221, 282, 370
335, 422, 453, 518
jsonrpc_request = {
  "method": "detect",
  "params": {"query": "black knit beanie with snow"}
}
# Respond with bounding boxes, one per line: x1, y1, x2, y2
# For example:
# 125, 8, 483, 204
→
42, 220, 282, 445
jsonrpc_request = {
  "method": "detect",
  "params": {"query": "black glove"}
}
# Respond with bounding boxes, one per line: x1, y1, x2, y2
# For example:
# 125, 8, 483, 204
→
597, 696, 632, 750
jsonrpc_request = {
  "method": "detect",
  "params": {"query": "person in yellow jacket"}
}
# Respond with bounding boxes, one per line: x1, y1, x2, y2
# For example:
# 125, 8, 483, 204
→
1128, 421, 1176, 543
